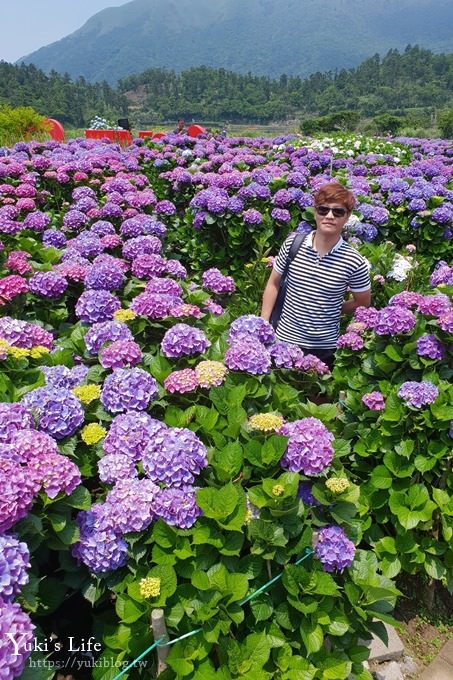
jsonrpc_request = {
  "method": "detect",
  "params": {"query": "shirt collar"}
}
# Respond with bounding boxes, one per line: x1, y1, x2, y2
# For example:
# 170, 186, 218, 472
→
307, 230, 344, 254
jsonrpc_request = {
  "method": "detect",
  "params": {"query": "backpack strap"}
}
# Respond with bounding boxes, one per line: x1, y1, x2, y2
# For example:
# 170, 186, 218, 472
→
281, 232, 305, 277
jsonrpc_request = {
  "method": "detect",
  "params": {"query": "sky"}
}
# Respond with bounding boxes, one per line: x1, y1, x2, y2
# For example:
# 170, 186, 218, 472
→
1, 0, 130, 63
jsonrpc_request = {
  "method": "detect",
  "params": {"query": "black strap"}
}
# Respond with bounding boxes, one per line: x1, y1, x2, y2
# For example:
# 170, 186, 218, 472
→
281, 232, 305, 277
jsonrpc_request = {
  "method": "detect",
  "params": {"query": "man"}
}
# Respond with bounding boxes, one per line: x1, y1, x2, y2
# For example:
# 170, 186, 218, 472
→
261, 183, 371, 369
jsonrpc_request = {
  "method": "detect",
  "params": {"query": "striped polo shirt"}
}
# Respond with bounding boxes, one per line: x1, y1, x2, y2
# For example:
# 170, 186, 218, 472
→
274, 231, 370, 349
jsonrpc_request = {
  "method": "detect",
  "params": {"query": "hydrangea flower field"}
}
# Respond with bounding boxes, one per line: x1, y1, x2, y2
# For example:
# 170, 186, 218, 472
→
0, 130, 452, 679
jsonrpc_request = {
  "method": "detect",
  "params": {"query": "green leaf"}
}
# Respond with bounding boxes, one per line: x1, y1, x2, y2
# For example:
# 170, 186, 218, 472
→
424, 555, 446, 580
261, 435, 289, 466
250, 594, 274, 622
196, 483, 239, 520
115, 594, 146, 623
62, 485, 91, 510
327, 615, 350, 636
319, 657, 353, 679
300, 621, 324, 654
369, 465, 393, 489
384, 344, 404, 362
382, 392, 403, 422
211, 442, 243, 481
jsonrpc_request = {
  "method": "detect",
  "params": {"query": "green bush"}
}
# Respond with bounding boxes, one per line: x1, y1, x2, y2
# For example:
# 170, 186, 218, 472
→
0, 105, 51, 146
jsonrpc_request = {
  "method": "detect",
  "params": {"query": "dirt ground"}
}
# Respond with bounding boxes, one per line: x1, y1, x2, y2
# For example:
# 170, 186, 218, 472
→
392, 576, 453, 676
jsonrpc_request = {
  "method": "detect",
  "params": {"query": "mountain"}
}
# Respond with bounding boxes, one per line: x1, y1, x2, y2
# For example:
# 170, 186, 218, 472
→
19, 0, 453, 84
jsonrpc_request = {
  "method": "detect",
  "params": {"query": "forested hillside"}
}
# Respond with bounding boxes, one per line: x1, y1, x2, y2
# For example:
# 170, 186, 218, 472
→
20, 0, 453, 84
121, 46, 453, 124
2, 47, 452, 129
0, 62, 128, 127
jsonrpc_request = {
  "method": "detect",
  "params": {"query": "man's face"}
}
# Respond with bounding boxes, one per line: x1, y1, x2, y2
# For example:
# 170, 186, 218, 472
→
314, 203, 350, 237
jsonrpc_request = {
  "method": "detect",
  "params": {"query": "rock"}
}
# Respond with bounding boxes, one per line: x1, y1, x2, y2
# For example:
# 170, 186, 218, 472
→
374, 660, 404, 680
365, 623, 405, 662
399, 655, 419, 675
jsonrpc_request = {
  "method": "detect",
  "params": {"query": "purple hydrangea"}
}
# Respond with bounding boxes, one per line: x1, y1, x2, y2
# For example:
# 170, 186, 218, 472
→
0, 403, 34, 443
389, 291, 424, 308
63, 209, 88, 230
155, 199, 176, 216
242, 209, 263, 225
362, 391, 385, 410
269, 341, 305, 369
41, 364, 88, 390
271, 207, 291, 222
161, 323, 210, 358
29, 452, 81, 499
8, 429, 58, 463
0, 599, 35, 677
430, 264, 453, 287
314, 525, 356, 572
98, 453, 138, 484
84, 263, 125, 291
165, 259, 187, 279
100, 368, 159, 413
294, 353, 331, 375
416, 335, 445, 360
75, 289, 121, 324
103, 412, 166, 460
99, 339, 143, 369
131, 253, 167, 279
438, 311, 453, 333
0, 274, 29, 302
417, 294, 452, 318
201, 268, 236, 294
0, 459, 39, 532
298, 482, 320, 507
280, 417, 334, 475
0, 316, 53, 350
142, 427, 207, 487
84, 320, 134, 354
130, 291, 181, 319
145, 277, 183, 297
23, 210, 50, 232
104, 478, 160, 533
164, 369, 199, 394
228, 315, 276, 346
21, 386, 84, 439
397, 381, 439, 408
152, 486, 202, 528
336, 332, 364, 350
354, 306, 379, 328
0, 534, 30, 601
42, 228, 67, 248
225, 340, 272, 375
122, 235, 162, 260
72, 521, 128, 574
373, 306, 417, 335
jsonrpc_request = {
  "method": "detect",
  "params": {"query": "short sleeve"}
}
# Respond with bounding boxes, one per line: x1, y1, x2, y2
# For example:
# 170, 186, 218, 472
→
349, 258, 371, 292
273, 235, 294, 275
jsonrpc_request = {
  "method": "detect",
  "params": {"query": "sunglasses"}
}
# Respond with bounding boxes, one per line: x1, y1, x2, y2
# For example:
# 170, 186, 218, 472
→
314, 205, 348, 218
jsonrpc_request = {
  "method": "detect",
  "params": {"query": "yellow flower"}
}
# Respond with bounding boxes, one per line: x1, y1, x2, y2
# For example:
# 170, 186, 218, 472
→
0, 339, 10, 358
81, 423, 106, 445
7, 347, 30, 359
29, 345, 51, 359
248, 413, 284, 432
272, 484, 285, 497
139, 577, 161, 598
194, 360, 228, 388
72, 384, 101, 404
325, 477, 350, 494
114, 309, 137, 322
245, 263, 253, 269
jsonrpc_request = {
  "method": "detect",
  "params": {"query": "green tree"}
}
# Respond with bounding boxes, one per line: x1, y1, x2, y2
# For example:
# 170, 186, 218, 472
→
437, 108, 453, 138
